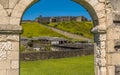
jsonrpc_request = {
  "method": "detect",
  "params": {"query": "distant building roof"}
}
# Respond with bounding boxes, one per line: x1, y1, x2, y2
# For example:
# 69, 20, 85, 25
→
31, 36, 68, 41
21, 36, 31, 40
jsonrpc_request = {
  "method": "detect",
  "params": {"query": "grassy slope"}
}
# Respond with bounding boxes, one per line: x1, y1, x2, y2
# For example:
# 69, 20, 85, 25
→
48, 21, 93, 39
21, 22, 67, 38
20, 55, 94, 75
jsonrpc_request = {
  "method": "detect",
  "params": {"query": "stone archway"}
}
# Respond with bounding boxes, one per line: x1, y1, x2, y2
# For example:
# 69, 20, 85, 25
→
0, 0, 119, 75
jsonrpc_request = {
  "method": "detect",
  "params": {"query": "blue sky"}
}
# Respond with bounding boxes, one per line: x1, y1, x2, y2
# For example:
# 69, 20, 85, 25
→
22, 0, 91, 20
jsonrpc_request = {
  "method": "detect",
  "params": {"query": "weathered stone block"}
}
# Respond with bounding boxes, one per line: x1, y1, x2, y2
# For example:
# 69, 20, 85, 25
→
0, 17, 9, 25
98, 58, 106, 66
7, 51, 19, 60
0, 41, 19, 57
95, 66, 100, 75
0, 4, 4, 9
10, 17, 21, 25
11, 42, 19, 51
106, 13, 113, 27
91, 25, 106, 34
98, 18, 106, 25
0, 34, 19, 42
106, 40, 115, 52
0, 25, 22, 34
7, 35, 19, 42
0, 0, 9, 8
7, 69, 19, 75
113, 32, 120, 40
89, 0, 99, 7
0, 59, 10, 69
0, 69, 6, 75
11, 3, 26, 18
9, 0, 19, 8
0, 9, 7, 17
109, 0, 120, 11
100, 49, 106, 58
99, 34, 106, 41
11, 60, 19, 69
99, 41, 106, 49
108, 53, 120, 65
0, 41, 12, 61
107, 27, 119, 40
94, 3, 105, 12
0, 41, 12, 50
100, 67, 106, 75
108, 66, 115, 75
0, 50, 7, 61
97, 10, 106, 19
20, 0, 34, 6
11, 0, 34, 18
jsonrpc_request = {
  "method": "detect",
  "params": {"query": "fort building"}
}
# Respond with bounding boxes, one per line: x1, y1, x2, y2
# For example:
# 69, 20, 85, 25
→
35, 16, 88, 23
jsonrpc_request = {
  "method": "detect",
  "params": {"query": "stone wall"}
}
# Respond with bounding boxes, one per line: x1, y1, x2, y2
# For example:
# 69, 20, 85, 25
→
0, 0, 23, 75
0, 34, 20, 75
106, 0, 120, 75
20, 50, 94, 61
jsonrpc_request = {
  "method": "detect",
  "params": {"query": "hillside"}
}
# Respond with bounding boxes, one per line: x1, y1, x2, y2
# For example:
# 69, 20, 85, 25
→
21, 22, 67, 38
43, 25, 92, 41
48, 21, 93, 39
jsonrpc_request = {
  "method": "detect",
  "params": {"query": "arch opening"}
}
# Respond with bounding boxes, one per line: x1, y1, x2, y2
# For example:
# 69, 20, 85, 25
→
20, 0, 100, 75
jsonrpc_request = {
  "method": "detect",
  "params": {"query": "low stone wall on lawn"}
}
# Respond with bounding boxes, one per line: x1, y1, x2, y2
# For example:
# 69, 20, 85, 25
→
20, 49, 94, 61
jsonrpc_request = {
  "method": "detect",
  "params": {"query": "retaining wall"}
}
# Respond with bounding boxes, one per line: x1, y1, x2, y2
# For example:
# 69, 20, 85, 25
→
20, 50, 94, 61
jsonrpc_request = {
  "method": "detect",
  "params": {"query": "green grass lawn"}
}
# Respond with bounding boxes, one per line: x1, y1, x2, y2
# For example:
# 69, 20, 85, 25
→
20, 55, 94, 75
48, 21, 93, 39
21, 22, 67, 38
